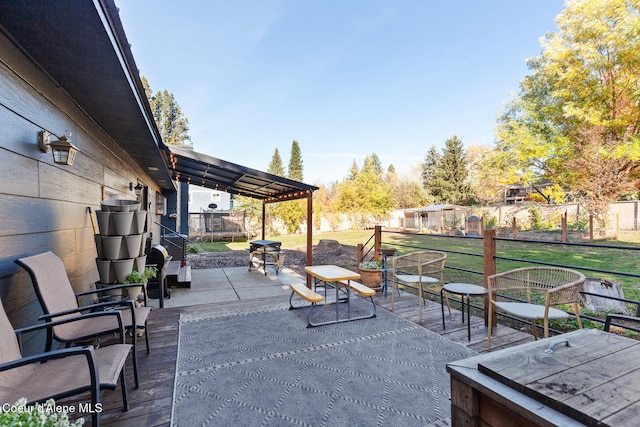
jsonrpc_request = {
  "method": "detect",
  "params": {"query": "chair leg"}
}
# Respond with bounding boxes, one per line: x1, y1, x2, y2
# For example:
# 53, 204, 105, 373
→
120, 365, 129, 411
532, 320, 539, 340
440, 288, 446, 329
543, 318, 549, 339
574, 304, 583, 329
391, 279, 396, 311
131, 331, 140, 389
144, 326, 150, 354
419, 283, 423, 323
487, 304, 493, 351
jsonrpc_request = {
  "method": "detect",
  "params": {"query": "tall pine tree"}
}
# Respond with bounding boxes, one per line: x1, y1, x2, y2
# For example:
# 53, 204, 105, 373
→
362, 153, 384, 178
428, 136, 471, 204
268, 148, 285, 177
288, 140, 303, 181
421, 145, 441, 194
142, 77, 190, 146
274, 141, 306, 234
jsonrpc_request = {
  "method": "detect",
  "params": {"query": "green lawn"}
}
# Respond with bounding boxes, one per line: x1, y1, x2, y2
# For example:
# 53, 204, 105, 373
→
189, 230, 640, 303
190, 230, 375, 252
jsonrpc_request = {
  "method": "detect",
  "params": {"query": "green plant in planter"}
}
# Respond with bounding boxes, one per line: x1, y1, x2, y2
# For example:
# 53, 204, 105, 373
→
359, 260, 383, 270
124, 266, 157, 284
123, 266, 158, 302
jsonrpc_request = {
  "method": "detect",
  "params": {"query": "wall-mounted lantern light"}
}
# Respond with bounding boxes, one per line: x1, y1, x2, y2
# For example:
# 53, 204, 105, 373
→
130, 181, 144, 196
39, 130, 79, 165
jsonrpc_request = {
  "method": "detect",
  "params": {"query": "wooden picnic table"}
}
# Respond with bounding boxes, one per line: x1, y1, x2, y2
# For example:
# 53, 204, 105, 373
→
447, 328, 640, 426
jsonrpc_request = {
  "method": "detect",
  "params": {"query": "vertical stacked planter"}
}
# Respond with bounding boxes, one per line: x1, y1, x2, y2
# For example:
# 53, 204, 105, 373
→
94, 199, 148, 296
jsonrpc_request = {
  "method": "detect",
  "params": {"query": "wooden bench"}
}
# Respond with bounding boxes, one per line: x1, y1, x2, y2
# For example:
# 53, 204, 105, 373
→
338, 280, 376, 297
289, 282, 324, 327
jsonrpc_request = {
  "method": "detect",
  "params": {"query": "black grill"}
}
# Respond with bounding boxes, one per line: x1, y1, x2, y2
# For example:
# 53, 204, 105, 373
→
147, 244, 172, 307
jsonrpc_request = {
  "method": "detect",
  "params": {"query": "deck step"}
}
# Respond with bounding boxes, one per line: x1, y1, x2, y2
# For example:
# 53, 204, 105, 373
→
167, 261, 191, 288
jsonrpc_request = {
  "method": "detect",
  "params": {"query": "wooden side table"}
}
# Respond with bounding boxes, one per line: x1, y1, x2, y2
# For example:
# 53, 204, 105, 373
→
440, 282, 488, 341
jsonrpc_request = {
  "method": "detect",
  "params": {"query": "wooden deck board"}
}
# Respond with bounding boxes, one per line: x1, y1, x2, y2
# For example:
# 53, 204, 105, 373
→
86, 291, 533, 426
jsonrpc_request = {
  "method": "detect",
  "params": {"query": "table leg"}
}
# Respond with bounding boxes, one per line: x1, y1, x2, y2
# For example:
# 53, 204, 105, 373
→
262, 248, 267, 275
336, 280, 340, 322
466, 294, 471, 341
346, 280, 351, 320
440, 288, 446, 329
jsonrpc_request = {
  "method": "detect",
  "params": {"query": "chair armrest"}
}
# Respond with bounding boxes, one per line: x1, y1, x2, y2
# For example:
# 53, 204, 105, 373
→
20, 310, 127, 347
38, 298, 134, 321
0, 345, 97, 373
76, 283, 147, 297
546, 280, 584, 306
604, 314, 640, 333
76, 284, 147, 307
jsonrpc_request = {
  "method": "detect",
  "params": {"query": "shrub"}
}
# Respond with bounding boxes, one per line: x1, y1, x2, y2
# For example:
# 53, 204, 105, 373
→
0, 398, 83, 426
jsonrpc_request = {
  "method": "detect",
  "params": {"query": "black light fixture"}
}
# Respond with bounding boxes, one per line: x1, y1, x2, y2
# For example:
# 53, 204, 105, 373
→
39, 130, 79, 166
130, 181, 144, 196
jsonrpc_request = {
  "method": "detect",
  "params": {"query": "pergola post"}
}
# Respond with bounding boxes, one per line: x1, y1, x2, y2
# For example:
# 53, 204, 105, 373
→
306, 193, 313, 288
483, 229, 497, 327
261, 200, 266, 240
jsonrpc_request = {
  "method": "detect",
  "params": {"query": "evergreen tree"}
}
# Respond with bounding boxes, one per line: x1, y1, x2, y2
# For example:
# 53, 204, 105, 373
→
429, 136, 471, 204
421, 146, 441, 193
273, 141, 306, 234
336, 156, 393, 228
387, 164, 396, 176
268, 148, 285, 177
141, 76, 153, 101
142, 77, 191, 146
347, 160, 359, 180
288, 140, 303, 181
362, 153, 384, 178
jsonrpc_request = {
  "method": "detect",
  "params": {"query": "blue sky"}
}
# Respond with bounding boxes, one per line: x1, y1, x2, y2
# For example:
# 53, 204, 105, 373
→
116, 0, 564, 186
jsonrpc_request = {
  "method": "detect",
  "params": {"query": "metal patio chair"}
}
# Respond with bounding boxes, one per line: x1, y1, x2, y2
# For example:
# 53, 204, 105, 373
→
15, 251, 151, 388
0, 297, 131, 426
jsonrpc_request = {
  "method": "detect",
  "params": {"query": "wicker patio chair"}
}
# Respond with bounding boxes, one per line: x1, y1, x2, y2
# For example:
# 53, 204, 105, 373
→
0, 297, 131, 426
15, 251, 151, 388
487, 266, 586, 351
391, 250, 447, 323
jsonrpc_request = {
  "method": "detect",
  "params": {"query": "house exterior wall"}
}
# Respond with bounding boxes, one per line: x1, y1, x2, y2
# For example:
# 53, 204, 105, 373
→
0, 32, 164, 353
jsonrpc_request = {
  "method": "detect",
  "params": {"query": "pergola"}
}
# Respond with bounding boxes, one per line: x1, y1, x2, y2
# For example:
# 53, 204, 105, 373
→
163, 145, 319, 274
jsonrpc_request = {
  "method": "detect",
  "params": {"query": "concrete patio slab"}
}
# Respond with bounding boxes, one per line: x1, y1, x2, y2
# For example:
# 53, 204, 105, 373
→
147, 266, 304, 309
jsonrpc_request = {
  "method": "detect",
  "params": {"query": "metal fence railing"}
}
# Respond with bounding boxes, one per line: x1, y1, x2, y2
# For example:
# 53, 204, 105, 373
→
363, 226, 640, 334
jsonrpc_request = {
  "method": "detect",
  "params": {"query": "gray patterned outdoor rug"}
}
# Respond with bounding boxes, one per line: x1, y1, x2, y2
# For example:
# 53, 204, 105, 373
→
171, 300, 477, 427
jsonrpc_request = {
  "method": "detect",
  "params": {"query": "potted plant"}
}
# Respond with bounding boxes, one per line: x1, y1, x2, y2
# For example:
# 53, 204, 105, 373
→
0, 398, 83, 426
123, 266, 157, 302
358, 260, 383, 289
